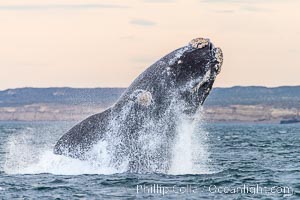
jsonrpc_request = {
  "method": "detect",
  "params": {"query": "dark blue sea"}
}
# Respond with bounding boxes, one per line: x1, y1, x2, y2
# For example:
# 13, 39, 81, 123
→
0, 121, 299, 199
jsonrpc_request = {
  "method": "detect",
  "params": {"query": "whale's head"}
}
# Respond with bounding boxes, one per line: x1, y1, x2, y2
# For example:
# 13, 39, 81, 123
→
119, 37, 222, 115
164, 38, 223, 114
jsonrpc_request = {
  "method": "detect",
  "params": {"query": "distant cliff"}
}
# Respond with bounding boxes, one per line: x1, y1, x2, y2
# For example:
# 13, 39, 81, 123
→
206, 86, 300, 108
0, 86, 299, 123
0, 87, 125, 107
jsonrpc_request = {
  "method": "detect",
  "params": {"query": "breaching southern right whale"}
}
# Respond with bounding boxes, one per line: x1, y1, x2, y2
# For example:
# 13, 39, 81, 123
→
54, 37, 223, 173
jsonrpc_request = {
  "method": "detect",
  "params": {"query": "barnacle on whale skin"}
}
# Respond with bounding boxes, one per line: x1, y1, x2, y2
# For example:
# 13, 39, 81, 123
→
189, 38, 209, 49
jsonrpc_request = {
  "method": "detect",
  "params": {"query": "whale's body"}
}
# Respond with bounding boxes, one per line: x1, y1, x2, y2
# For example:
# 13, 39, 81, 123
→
54, 38, 223, 173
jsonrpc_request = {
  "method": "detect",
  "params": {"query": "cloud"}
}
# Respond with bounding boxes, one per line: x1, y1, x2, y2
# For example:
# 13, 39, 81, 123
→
130, 19, 156, 26
214, 9, 235, 13
120, 35, 135, 40
214, 6, 269, 14
241, 5, 269, 12
201, 0, 245, 2
0, 4, 128, 11
200, 0, 291, 3
143, 0, 176, 3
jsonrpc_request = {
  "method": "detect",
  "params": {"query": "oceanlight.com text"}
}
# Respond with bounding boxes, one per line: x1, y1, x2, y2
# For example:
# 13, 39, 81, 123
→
136, 184, 294, 196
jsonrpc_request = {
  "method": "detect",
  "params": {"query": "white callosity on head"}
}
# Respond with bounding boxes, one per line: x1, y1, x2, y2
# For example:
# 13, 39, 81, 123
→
189, 38, 209, 49
214, 47, 223, 64
214, 47, 223, 74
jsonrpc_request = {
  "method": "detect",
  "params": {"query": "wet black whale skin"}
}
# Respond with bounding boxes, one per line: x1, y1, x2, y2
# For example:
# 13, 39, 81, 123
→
53, 39, 221, 172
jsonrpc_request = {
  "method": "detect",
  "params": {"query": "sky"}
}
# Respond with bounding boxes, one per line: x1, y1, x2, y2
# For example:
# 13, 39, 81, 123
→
0, 0, 299, 90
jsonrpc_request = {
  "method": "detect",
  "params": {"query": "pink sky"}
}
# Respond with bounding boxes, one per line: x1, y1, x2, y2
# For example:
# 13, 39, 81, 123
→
0, 0, 299, 90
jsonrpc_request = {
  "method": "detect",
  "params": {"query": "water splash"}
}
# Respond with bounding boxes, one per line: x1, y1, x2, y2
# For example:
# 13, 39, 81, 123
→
2, 124, 121, 175
169, 118, 194, 174
3, 100, 213, 175
4, 132, 123, 175
3, 116, 212, 175
169, 110, 212, 175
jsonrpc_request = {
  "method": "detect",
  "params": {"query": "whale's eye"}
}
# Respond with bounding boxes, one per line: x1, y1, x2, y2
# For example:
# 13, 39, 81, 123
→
137, 91, 153, 107
130, 90, 153, 107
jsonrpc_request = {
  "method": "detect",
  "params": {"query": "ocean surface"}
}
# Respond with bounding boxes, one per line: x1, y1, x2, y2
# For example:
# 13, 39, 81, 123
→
0, 121, 299, 199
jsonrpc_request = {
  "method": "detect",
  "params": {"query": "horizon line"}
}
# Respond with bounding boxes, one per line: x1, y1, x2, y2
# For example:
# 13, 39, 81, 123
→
1, 85, 300, 92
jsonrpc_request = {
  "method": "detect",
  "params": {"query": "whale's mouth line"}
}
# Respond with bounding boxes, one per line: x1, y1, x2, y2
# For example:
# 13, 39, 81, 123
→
192, 69, 212, 94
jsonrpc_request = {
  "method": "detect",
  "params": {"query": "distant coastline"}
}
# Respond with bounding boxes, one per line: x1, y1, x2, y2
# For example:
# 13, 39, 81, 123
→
0, 86, 299, 123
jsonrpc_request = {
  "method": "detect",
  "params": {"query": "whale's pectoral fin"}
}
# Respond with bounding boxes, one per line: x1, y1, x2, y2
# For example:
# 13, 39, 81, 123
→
53, 108, 112, 159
